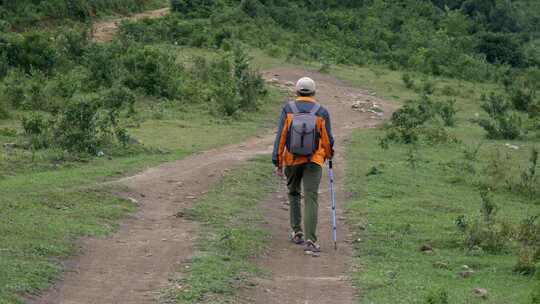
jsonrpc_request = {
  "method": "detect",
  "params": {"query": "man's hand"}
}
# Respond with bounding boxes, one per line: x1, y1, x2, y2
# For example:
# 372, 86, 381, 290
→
275, 166, 284, 178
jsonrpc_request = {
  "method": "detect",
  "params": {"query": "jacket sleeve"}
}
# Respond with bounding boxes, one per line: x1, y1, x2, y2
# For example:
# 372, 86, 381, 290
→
272, 107, 287, 167
321, 109, 335, 159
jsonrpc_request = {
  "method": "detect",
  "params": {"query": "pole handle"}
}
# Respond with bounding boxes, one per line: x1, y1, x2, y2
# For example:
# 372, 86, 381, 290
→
329, 159, 333, 169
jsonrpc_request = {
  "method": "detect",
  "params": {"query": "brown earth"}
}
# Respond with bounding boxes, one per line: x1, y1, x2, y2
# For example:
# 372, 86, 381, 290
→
91, 7, 170, 43
27, 67, 395, 304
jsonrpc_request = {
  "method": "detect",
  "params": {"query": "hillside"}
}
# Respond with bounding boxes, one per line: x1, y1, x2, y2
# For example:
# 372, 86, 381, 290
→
1, 0, 540, 303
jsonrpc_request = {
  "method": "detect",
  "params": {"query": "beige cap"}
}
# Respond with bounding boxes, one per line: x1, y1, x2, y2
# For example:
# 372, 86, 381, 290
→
296, 77, 316, 95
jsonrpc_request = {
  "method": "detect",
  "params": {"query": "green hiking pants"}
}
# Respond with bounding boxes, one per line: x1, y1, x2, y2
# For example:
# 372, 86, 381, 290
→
285, 162, 323, 243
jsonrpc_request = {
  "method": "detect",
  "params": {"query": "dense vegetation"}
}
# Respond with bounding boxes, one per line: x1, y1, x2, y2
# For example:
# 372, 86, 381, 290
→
127, 0, 540, 81
0, 0, 164, 28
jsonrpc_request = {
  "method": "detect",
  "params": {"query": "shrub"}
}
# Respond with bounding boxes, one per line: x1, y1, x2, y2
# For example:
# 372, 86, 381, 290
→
51, 96, 130, 154
514, 148, 539, 198
232, 47, 266, 111
425, 287, 449, 304
10, 32, 58, 75
122, 46, 183, 99
401, 73, 415, 89
53, 98, 100, 154
435, 99, 457, 127
381, 94, 457, 147
455, 190, 512, 253
476, 93, 523, 140
100, 84, 137, 120
170, 0, 218, 18
0, 99, 9, 119
21, 112, 50, 150
83, 43, 121, 89
515, 216, 540, 275
56, 26, 89, 60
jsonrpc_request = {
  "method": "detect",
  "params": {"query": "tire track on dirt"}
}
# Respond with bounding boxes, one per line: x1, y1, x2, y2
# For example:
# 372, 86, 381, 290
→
28, 68, 395, 304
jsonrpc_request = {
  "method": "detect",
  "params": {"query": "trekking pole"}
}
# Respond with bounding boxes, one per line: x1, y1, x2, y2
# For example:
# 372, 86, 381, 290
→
328, 160, 337, 250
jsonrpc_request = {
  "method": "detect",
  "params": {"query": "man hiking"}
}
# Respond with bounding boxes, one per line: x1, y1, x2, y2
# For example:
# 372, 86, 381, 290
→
272, 77, 334, 254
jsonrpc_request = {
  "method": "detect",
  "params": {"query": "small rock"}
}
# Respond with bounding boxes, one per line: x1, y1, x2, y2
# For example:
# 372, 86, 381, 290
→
420, 244, 433, 252
97, 150, 105, 157
268, 78, 280, 84
505, 143, 520, 150
127, 197, 138, 204
185, 196, 197, 200
462, 265, 471, 270
174, 211, 185, 218
140, 193, 146, 198
460, 270, 475, 278
285, 81, 295, 87
473, 288, 488, 299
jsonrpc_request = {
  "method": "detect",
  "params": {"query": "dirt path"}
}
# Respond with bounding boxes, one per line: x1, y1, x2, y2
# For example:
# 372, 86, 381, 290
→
236, 68, 395, 304
91, 7, 169, 43
28, 68, 394, 304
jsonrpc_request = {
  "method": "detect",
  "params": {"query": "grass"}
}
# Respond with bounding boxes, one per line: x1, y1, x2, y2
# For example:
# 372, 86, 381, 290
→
0, 87, 282, 303
161, 157, 276, 304
342, 65, 540, 303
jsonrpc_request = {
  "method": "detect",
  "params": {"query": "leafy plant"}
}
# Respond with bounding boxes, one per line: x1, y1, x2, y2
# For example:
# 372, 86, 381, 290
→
425, 287, 449, 304
515, 216, 540, 275
455, 190, 512, 253
435, 99, 457, 127
381, 94, 457, 147
511, 148, 540, 199
476, 93, 523, 140
122, 46, 183, 99
401, 73, 415, 89
21, 112, 50, 160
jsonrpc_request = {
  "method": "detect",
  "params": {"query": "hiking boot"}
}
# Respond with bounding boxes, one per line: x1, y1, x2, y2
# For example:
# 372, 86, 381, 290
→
304, 240, 321, 253
289, 231, 305, 245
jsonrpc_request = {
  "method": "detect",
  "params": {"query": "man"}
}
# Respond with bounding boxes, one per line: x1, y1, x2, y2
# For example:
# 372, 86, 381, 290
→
272, 77, 334, 253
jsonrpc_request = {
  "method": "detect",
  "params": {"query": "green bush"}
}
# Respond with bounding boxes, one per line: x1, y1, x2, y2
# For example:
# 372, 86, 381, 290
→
425, 287, 449, 304
515, 216, 540, 276
456, 190, 513, 253
122, 46, 183, 99
22, 112, 50, 150
476, 93, 523, 140
435, 99, 457, 127
8, 32, 58, 75
83, 43, 123, 89
56, 26, 89, 60
401, 73, 415, 89
381, 94, 457, 147
51, 96, 130, 154
0, 98, 9, 119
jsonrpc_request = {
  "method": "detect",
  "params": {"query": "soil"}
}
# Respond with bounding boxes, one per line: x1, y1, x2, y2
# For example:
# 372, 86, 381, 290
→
27, 67, 395, 304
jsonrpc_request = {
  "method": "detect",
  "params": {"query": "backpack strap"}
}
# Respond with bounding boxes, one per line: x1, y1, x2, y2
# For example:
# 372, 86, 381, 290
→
288, 101, 300, 114
310, 103, 321, 115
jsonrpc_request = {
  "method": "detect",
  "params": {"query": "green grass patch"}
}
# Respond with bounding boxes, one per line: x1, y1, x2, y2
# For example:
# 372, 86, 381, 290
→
342, 65, 540, 303
162, 157, 276, 303
347, 130, 539, 303
0, 88, 281, 304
